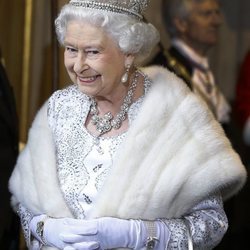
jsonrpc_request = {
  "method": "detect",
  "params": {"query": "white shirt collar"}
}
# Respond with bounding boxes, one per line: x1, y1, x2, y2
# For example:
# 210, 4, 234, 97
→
172, 39, 209, 70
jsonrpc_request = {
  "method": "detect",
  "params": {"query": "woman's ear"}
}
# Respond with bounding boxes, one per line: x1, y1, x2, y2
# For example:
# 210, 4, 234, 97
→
124, 54, 135, 67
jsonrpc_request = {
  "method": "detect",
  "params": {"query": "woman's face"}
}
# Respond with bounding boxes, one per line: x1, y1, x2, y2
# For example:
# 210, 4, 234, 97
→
64, 20, 129, 99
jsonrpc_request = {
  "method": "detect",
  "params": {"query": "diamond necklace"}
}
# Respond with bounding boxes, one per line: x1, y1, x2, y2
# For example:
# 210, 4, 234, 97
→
90, 70, 139, 136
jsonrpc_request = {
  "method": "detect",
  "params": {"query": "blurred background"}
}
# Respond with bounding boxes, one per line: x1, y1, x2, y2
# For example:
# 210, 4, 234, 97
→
0, 0, 249, 142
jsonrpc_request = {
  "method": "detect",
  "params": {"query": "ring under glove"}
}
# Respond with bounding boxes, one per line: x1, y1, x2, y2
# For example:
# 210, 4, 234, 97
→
60, 217, 148, 250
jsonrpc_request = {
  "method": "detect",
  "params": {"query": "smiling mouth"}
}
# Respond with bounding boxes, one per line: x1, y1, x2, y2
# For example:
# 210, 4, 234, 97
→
78, 75, 100, 83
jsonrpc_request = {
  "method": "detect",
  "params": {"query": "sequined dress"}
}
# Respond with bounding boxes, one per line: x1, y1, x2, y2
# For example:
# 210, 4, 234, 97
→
17, 76, 228, 249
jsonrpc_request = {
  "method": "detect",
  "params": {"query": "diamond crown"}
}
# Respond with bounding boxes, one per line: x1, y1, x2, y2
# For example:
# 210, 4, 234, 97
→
69, 0, 149, 20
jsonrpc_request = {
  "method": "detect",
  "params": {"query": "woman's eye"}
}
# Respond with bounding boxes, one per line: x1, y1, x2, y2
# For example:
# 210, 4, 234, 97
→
66, 47, 77, 53
86, 50, 99, 55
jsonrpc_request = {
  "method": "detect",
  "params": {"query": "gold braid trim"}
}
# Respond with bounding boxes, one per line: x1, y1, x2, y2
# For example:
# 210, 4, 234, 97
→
163, 50, 218, 118
163, 50, 193, 89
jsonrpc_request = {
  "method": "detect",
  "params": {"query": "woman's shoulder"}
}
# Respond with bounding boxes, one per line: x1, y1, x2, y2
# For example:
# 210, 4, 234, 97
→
140, 65, 193, 105
141, 65, 191, 93
47, 84, 90, 122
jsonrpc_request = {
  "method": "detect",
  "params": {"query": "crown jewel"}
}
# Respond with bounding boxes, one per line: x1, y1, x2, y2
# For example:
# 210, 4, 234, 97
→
69, 0, 149, 20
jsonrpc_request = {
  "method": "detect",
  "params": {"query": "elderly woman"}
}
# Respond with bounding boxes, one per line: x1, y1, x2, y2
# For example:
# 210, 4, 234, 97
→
9, 0, 246, 250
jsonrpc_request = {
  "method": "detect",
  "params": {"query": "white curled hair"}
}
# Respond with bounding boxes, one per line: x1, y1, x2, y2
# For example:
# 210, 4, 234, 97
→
55, 4, 160, 64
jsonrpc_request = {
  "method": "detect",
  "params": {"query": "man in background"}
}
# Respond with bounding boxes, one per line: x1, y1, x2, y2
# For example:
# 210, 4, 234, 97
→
149, 0, 249, 248
150, 0, 231, 124
0, 50, 19, 249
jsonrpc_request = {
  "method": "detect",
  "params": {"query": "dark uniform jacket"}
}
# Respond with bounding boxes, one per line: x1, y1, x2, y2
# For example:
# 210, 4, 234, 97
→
0, 60, 19, 249
150, 45, 194, 90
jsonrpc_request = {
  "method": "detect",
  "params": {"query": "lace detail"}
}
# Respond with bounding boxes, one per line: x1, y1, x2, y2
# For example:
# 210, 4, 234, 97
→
47, 75, 152, 219
166, 219, 189, 249
17, 204, 34, 247
186, 195, 228, 249
164, 194, 227, 250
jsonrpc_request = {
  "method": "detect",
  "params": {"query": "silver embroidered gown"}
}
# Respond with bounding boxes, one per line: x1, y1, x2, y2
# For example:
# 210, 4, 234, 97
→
17, 75, 228, 249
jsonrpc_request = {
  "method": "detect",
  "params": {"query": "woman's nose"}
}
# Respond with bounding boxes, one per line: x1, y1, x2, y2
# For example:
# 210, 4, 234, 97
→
73, 54, 88, 73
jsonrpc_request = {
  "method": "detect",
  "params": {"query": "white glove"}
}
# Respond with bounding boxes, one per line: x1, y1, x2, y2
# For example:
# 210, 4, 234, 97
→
30, 215, 99, 250
60, 217, 148, 250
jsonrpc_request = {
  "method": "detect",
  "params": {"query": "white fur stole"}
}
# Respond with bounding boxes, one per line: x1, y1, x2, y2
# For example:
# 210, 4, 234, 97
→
9, 66, 246, 222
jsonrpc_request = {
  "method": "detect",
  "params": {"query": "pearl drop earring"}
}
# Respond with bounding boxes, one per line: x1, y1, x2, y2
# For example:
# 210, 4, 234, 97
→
121, 64, 131, 83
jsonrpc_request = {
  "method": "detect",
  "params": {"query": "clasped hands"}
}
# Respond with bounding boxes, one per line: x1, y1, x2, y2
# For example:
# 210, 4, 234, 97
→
30, 215, 146, 250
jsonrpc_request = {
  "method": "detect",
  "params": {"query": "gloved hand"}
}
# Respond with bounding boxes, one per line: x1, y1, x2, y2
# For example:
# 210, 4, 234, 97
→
30, 215, 99, 250
60, 217, 148, 250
